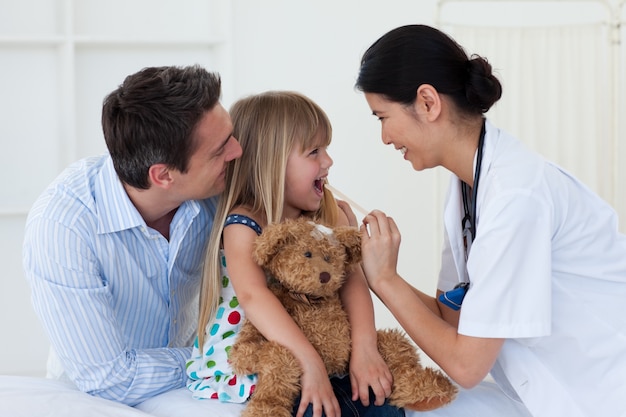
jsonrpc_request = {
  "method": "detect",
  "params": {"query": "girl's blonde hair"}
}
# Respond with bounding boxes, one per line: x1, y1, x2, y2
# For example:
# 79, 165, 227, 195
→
197, 91, 337, 347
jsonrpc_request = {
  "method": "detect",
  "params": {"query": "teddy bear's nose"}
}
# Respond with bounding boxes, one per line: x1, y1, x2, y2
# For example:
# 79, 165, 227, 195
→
319, 272, 331, 284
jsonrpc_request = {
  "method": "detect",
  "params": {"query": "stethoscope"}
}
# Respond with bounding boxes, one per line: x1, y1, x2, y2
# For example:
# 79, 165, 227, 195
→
439, 119, 486, 310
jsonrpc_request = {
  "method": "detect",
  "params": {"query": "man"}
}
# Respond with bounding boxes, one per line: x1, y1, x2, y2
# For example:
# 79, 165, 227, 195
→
23, 65, 242, 406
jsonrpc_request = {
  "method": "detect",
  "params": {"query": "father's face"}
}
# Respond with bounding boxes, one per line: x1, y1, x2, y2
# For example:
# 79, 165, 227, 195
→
173, 104, 242, 200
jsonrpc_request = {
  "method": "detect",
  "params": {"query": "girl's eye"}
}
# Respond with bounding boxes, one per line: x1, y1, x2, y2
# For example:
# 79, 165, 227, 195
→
309, 148, 319, 155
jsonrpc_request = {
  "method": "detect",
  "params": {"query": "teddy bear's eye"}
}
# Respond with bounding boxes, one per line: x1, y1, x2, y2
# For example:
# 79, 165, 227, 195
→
324, 255, 330, 263
304, 251, 312, 258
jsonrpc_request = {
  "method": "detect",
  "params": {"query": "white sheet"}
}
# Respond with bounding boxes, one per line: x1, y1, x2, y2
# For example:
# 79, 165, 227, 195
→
0, 375, 245, 417
136, 386, 246, 417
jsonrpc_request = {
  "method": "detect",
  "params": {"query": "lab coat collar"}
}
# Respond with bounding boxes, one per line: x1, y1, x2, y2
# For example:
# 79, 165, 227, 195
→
443, 119, 498, 283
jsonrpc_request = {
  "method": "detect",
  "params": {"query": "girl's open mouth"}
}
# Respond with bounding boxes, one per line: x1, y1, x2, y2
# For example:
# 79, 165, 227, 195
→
314, 178, 325, 194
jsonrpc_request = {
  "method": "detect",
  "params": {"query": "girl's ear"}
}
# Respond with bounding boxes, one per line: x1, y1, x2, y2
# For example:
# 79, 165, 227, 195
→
414, 84, 442, 122
148, 164, 173, 189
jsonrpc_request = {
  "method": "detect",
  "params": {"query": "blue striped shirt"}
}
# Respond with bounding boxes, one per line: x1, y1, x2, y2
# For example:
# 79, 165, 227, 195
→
23, 155, 217, 406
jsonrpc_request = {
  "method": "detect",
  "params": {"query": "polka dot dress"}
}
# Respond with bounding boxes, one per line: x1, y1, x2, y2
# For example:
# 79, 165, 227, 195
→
186, 215, 261, 402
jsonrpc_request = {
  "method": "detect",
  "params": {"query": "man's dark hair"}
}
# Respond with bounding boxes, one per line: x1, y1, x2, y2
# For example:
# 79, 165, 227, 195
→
102, 65, 221, 189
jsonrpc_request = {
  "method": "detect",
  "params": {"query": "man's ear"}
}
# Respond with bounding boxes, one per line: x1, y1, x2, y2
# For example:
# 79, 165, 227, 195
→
147, 163, 173, 189
414, 84, 441, 121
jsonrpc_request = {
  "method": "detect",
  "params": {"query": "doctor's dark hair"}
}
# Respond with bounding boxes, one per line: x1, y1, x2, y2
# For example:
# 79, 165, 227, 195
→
102, 65, 221, 189
356, 25, 502, 116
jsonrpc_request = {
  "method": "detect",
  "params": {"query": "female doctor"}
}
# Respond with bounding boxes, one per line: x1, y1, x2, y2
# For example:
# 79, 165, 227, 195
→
352, 24, 626, 416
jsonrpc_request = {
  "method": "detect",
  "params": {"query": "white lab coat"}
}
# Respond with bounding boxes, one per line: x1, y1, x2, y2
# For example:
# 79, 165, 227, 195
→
437, 120, 626, 417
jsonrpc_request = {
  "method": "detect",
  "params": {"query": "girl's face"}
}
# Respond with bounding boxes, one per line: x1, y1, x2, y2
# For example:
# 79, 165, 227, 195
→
365, 92, 438, 171
283, 131, 333, 219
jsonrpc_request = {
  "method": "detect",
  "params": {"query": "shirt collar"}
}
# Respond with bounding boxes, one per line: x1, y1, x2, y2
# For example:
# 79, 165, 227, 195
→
94, 156, 145, 234
94, 156, 202, 235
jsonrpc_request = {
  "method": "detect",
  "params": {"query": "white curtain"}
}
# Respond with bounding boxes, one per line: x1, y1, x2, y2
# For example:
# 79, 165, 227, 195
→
440, 22, 615, 206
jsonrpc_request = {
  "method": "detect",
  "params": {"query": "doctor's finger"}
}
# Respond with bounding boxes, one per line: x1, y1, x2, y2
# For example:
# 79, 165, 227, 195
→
368, 210, 396, 236
386, 217, 401, 242
362, 210, 388, 235
359, 223, 368, 236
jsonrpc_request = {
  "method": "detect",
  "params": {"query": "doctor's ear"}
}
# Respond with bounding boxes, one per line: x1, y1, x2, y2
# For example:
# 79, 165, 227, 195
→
414, 84, 441, 121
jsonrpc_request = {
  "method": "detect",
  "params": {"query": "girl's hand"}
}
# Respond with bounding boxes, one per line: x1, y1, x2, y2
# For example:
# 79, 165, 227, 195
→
295, 359, 340, 417
360, 210, 402, 290
349, 341, 393, 406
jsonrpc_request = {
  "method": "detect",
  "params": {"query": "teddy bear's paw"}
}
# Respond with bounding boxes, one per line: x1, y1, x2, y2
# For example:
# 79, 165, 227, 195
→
403, 396, 454, 412
241, 403, 292, 417
229, 346, 257, 375
390, 367, 458, 411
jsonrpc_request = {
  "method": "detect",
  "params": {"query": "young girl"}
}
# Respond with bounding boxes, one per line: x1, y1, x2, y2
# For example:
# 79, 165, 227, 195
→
186, 91, 404, 417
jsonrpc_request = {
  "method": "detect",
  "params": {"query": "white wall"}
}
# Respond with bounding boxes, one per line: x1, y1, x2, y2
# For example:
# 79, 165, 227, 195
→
227, 0, 626, 333
228, 0, 446, 337
0, 0, 235, 376
1, 0, 624, 376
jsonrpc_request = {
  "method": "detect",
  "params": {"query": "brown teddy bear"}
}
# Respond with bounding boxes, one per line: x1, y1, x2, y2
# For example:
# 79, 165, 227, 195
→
229, 218, 457, 417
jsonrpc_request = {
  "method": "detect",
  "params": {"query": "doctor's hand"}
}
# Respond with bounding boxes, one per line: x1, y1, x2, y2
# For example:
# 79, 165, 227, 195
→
359, 210, 402, 290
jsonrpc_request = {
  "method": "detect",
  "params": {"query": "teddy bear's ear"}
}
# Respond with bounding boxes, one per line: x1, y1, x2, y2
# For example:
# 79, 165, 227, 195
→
252, 219, 304, 267
334, 227, 362, 266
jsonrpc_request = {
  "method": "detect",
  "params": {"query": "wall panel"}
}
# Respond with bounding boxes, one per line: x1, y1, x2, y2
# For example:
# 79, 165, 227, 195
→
0, 0, 231, 376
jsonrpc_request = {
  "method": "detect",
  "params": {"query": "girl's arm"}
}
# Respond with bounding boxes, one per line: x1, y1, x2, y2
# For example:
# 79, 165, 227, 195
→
335, 207, 393, 406
223, 222, 340, 417
360, 210, 504, 389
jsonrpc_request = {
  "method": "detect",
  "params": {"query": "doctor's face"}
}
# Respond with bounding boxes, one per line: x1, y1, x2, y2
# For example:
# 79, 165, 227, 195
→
364, 93, 439, 171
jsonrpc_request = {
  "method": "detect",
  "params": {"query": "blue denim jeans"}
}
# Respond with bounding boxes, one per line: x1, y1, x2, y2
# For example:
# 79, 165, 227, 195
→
292, 375, 405, 417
